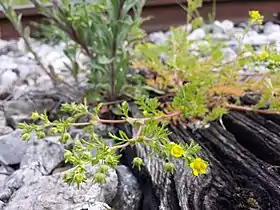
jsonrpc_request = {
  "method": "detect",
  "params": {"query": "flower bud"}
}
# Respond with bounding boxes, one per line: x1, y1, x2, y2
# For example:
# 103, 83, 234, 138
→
164, 162, 176, 174
93, 172, 106, 184
132, 157, 144, 171
98, 165, 110, 174
64, 150, 72, 160
81, 151, 92, 161
105, 155, 118, 168
22, 133, 31, 141
31, 112, 39, 120
37, 131, 45, 139
60, 133, 71, 144
49, 127, 58, 135
75, 173, 86, 183
142, 110, 148, 116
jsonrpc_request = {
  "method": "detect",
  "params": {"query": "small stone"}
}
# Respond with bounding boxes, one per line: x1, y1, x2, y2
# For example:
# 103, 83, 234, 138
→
79, 201, 111, 210
111, 165, 142, 210
0, 126, 13, 136
212, 20, 234, 34
242, 33, 270, 45
1, 71, 18, 87
0, 39, 9, 55
0, 85, 11, 100
221, 20, 234, 33
189, 41, 209, 51
263, 22, 280, 34
0, 130, 31, 165
222, 48, 237, 63
187, 28, 206, 41
267, 32, 280, 42
20, 136, 65, 175
2, 163, 118, 210
149, 32, 167, 45
211, 33, 230, 41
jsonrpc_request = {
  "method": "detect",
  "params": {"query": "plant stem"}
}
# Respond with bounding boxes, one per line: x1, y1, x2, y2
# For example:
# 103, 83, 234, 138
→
109, 62, 116, 100
110, 125, 143, 150
226, 104, 280, 115
62, 111, 181, 127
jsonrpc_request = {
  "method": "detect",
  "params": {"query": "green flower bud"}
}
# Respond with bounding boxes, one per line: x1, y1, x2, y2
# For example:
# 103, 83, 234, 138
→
142, 110, 148, 116
105, 155, 118, 168
98, 165, 110, 174
37, 131, 45, 139
164, 162, 176, 174
74, 140, 85, 151
74, 172, 86, 184
132, 157, 144, 171
60, 133, 71, 144
31, 112, 39, 120
81, 151, 92, 161
49, 127, 58, 135
22, 133, 31, 141
64, 150, 72, 161
93, 172, 106, 184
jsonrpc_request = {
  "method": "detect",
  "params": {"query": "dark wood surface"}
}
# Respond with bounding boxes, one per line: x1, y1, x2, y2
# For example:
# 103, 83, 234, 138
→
0, 1, 280, 40
119, 98, 280, 210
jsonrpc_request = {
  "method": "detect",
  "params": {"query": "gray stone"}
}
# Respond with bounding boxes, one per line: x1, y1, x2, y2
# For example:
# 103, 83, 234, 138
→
79, 201, 111, 210
211, 33, 230, 41
149, 32, 167, 45
0, 71, 18, 87
0, 130, 30, 165
0, 166, 12, 189
267, 32, 280, 42
111, 165, 142, 210
242, 34, 270, 45
94, 122, 117, 138
0, 85, 11, 100
222, 48, 237, 63
0, 40, 18, 55
20, 136, 65, 175
220, 20, 234, 33
4, 98, 56, 128
189, 41, 209, 51
212, 20, 234, 34
0, 162, 43, 202
0, 126, 13, 136
264, 22, 280, 34
187, 28, 206, 41
1, 163, 118, 210
0, 55, 18, 71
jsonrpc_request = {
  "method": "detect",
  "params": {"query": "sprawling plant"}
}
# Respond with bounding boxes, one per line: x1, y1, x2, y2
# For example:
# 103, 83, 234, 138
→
3, 0, 278, 190
1, 0, 210, 188
133, 9, 280, 124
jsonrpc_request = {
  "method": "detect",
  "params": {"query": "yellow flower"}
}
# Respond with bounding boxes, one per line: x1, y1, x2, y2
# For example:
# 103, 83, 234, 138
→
170, 144, 184, 158
259, 51, 268, 60
249, 10, 264, 26
190, 157, 208, 176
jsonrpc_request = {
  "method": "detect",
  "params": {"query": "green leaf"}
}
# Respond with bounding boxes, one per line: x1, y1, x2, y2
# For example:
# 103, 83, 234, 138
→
142, 85, 165, 95
97, 55, 114, 65
85, 92, 104, 102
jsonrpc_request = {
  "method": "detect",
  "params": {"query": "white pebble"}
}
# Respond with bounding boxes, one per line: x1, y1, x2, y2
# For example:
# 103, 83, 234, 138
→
1, 71, 18, 87
187, 28, 206, 41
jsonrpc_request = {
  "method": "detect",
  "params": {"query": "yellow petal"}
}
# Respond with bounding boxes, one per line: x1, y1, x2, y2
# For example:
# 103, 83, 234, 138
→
193, 169, 199, 176
200, 168, 207, 174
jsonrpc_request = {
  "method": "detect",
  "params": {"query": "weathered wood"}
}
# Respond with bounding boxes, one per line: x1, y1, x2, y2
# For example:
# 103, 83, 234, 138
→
119, 105, 280, 210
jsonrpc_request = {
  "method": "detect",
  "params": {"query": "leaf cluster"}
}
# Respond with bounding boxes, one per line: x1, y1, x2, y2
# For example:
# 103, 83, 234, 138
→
18, 98, 205, 188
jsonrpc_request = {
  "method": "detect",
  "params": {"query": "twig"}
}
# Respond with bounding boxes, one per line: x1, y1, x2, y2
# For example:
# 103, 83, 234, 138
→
226, 104, 280, 115
110, 125, 143, 150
